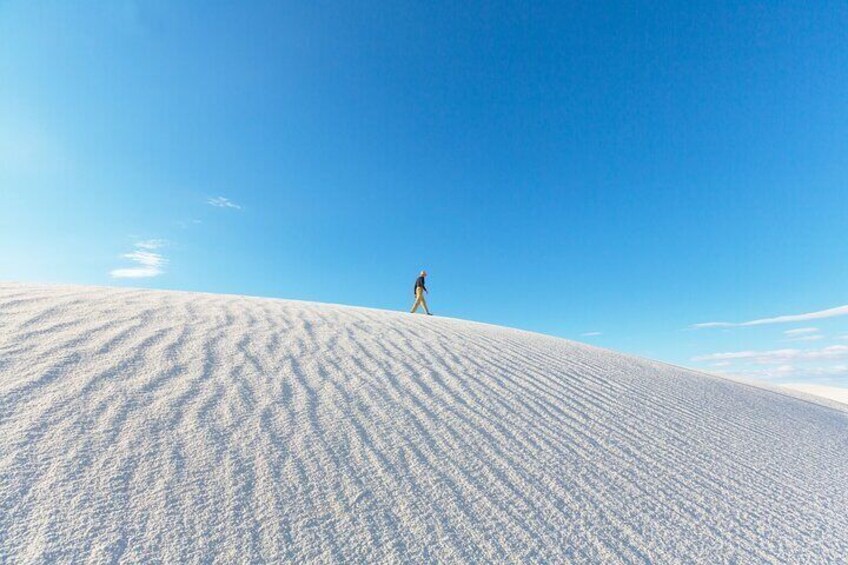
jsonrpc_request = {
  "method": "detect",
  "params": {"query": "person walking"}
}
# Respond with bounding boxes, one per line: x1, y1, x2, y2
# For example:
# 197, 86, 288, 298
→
410, 270, 432, 315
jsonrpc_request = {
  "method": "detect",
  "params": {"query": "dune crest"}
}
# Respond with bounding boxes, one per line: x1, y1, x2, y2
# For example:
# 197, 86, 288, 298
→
1, 283, 846, 562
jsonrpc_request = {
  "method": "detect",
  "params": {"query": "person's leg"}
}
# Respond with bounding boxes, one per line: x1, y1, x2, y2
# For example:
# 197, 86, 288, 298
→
421, 294, 430, 314
410, 289, 423, 313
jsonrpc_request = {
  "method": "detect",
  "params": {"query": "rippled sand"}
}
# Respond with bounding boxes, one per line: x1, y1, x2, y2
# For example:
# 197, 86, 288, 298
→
1, 283, 846, 563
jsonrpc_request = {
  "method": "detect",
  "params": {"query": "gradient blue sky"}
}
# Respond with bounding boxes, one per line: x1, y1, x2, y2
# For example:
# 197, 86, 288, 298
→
3, 1, 848, 386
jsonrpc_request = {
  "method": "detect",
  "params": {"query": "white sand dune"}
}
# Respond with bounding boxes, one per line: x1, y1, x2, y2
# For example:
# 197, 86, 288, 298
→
781, 383, 848, 407
1, 283, 847, 563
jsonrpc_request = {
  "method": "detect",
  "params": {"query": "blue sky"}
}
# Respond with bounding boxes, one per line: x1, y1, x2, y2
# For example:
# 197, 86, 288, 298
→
2, 1, 848, 386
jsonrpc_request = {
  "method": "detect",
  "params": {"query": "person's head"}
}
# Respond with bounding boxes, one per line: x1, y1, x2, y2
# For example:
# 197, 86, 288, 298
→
420, 270, 427, 277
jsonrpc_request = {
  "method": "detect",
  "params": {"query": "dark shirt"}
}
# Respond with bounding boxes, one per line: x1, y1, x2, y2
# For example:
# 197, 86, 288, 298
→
414, 276, 427, 294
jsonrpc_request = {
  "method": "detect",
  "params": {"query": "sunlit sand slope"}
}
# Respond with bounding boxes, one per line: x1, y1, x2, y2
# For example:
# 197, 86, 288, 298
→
1, 283, 846, 562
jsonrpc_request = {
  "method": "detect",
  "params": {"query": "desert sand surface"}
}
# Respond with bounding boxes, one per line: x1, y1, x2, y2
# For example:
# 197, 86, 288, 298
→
1, 283, 846, 563
781, 383, 848, 407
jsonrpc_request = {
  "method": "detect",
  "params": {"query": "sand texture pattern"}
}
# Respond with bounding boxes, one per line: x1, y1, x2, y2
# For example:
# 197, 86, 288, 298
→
1, 283, 846, 563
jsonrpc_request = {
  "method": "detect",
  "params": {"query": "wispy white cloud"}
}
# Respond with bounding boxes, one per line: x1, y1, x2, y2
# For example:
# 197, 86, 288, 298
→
805, 364, 848, 376
581, 331, 602, 337
690, 322, 733, 329
780, 327, 825, 342
207, 196, 242, 210
134, 239, 167, 250
691, 304, 848, 329
783, 327, 819, 336
786, 334, 824, 343
110, 241, 168, 278
717, 364, 848, 384
694, 349, 798, 364
714, 364, 797, 380
693, 345, 848, 365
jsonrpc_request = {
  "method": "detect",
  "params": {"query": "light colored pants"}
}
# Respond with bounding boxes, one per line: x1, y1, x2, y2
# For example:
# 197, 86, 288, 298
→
410, 287, 430, 314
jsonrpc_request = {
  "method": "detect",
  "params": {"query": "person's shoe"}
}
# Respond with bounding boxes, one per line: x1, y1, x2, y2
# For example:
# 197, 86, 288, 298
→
426, 312, 433, 316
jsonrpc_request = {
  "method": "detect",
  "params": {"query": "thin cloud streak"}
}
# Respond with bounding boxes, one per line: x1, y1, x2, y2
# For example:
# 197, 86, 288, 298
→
718, 364, 848, 383
110, 242, 167, 278
784, 327, 819, 336
693, 345, 848, 365
207, 196, 242, 210
134, 239, 167, 250
785, 335, 824, 343
691, 305, 848, 329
